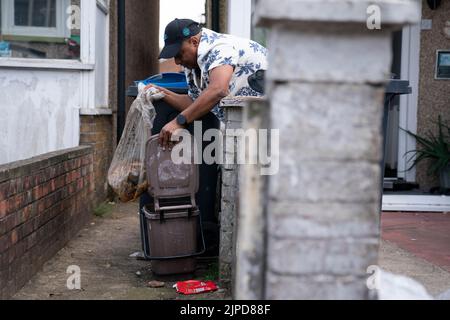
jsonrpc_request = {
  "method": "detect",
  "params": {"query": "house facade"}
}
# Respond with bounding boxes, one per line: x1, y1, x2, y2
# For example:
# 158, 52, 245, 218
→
220, 0, 450, 212
0, 0, 160, 299
382, 0, 450, 211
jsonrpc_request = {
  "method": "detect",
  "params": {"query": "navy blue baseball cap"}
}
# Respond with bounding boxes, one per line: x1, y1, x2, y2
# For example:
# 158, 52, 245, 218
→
159, 19, 202, 59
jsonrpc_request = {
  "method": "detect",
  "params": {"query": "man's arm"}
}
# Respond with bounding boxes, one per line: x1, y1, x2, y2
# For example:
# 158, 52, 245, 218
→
181, 65, 234, 123
159, 65, 234, 148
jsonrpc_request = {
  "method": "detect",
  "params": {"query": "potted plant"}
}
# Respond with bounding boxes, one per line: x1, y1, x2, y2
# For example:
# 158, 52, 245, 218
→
402, 115, 450, 190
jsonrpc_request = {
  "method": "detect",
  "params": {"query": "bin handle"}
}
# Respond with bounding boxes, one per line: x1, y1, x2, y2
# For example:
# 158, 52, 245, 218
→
154, 195, 197, 215
156, 204, 195, 211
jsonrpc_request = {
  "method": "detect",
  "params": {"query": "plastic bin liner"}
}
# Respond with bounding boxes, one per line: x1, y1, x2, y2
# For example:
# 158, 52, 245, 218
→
107, 85, 164, 202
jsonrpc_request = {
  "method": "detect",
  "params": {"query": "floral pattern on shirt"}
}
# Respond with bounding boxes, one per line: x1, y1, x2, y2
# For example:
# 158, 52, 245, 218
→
185, 28, 268, 121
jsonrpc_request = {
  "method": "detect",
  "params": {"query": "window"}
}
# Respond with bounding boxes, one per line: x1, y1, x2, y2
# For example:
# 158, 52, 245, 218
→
2, 0, 70, 38
0, 0, 80, 59
14, 0, 57, 28
436, 50, 450, 80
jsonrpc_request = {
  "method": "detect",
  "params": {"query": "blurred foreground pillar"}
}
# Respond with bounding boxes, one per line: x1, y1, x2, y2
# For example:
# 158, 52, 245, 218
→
235, 0, 421, 300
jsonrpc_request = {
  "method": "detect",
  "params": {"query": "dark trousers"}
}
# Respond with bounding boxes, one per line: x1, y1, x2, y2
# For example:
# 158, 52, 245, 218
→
140, 99, 220, 255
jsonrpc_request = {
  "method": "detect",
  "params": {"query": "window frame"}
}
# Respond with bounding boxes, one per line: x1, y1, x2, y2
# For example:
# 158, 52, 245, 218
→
0, 0, 95, 70
1, 0, 71, 39
435, 49, 450, 80
0, 0, 110, 113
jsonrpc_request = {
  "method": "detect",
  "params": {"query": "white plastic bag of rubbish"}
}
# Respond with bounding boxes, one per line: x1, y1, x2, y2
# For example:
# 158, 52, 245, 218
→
107, 85, 165, 202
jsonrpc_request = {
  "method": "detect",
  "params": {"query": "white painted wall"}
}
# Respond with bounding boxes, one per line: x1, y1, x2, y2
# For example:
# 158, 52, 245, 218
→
0, 0, 110, 165
227, 0, 252, 38
95, 2, 109, 109
0, 69, 81, 164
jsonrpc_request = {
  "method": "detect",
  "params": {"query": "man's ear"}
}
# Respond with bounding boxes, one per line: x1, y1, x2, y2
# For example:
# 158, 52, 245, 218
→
190, 36, 199, 47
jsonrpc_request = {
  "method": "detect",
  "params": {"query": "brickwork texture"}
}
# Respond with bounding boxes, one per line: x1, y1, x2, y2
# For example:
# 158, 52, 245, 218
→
0, 146, 94, 299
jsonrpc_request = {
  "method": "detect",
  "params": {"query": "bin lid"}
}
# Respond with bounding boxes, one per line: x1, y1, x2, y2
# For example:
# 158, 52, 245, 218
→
135, 72, 189, 90
145, 134, 199, 201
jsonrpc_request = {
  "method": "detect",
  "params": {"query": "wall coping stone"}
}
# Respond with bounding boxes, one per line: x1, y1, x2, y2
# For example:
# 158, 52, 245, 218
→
0, 146, 93, 183
221, 96, 266, 109
80, 108, 113, 116
255, 0, 421, 28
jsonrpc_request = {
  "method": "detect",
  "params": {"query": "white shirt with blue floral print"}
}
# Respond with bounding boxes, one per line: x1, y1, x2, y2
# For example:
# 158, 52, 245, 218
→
184, 28, 268, 121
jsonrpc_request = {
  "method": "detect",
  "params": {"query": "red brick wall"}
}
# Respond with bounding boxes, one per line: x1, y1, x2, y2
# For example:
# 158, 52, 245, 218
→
159, 59, 183, 73
0, 146, 94, 299
80, 115, 114, 204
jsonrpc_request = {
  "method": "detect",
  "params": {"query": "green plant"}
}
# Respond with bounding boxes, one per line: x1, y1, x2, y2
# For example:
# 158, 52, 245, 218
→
202, 262, 219, 281
402, 115, 450, 175
93, 202, 114, 218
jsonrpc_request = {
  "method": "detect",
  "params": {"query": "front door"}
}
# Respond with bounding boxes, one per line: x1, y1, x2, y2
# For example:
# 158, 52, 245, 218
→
384, 22, 422, 186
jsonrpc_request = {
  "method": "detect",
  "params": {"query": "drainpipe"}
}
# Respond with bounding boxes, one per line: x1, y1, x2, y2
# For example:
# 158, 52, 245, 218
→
117, 0, 126, 144
211, 0, 220, 32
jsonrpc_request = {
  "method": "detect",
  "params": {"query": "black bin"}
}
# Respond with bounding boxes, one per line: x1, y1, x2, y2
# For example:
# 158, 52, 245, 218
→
127, 73, 220, 257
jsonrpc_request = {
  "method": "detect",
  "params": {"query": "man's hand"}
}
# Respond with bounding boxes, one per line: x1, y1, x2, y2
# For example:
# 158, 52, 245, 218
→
159, 119, 184, 150
145, 84, 166, 94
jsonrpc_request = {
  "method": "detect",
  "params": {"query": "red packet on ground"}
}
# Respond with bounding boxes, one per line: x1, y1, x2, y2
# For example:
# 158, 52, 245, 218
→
174, 280, 219, 295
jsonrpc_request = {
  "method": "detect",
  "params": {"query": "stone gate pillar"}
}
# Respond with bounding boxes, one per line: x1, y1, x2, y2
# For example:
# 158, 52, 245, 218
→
236, 0, 421, 300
